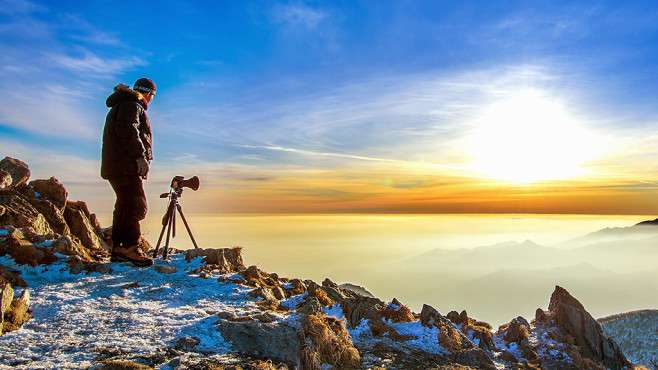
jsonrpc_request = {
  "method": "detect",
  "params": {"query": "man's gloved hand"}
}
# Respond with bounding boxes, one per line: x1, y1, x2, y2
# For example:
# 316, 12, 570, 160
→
136, 157, 149, 179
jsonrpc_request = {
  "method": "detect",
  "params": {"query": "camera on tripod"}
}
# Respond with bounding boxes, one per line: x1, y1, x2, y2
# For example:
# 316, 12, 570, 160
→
160, 175, 200, 198
153, 176, 201, 260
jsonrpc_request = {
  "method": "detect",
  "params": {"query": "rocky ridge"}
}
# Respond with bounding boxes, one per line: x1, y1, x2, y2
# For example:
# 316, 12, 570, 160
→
0, 157, 646, 369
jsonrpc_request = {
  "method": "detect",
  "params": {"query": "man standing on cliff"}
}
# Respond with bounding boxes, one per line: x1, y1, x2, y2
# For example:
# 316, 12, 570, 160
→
101, 78, 156, 267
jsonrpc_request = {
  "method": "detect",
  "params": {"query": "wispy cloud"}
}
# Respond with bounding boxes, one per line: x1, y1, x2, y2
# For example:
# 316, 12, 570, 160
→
0, 4, 147, 138
48, 50, 145, 75
272, 3, 327, 29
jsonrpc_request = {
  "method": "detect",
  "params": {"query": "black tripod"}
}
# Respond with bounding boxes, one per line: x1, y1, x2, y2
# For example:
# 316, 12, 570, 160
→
152, 182, 199, 260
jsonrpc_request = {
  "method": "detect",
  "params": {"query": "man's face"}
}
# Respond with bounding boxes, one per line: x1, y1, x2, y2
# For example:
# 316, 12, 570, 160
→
143, 92, 155, 104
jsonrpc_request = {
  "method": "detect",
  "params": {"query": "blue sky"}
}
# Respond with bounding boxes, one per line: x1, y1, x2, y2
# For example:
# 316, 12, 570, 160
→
3, 0, 658, 214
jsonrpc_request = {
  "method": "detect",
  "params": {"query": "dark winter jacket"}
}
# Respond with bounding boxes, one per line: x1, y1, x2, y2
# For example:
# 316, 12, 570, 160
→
101, 84, 153, 179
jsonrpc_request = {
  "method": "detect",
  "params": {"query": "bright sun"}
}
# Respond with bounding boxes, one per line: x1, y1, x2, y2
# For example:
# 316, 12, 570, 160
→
466, 89, 600, 184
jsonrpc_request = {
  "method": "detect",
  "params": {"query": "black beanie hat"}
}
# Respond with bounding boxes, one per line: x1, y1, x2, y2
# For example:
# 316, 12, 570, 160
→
133, 78, 156, 95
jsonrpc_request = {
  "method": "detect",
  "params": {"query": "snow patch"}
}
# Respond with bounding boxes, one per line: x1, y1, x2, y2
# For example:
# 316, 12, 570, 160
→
0, 253, 259, 368
280, 292, 308, 310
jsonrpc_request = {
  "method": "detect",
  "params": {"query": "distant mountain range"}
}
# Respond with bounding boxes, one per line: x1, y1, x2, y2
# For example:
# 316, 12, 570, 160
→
564, 217, 658, 247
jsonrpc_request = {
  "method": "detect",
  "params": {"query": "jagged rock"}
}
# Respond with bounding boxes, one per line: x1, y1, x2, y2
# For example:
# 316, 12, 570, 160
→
0, 191, 54, 237
216, 316, 301, 366
299, 313, 361, 369
250, 286, 279, 302
0, 157, 30, 188
29, 177, 68, 209
64, 201, 108, 255
308, 286, 334, 306
447, 310, 462, 325
185, 247, 245, 273
535, 308, 548, 323
3, 289, 30, 333
28, 197, 70, 235
0, 170, 11, 190
339, 283, 375, 298
0, 235, 57, 266
322, 278, 338, 288
420, 304, 442, 327
501, 316, 530, 343
0, 265, 26, 288
341, 296, 385, 328
321, 285, 344, 303
0, 281, 14, 334
154, 265, 177, 274
381, 298, 415, 323
52, 235, 95, 262
284, 278, 306, 297
298, 296, 323, 315
438, 318, 472, 352
547, 286, 631, 370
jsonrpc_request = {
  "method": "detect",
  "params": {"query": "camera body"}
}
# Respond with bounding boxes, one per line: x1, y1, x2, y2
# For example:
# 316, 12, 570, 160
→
160, 176, 200, 198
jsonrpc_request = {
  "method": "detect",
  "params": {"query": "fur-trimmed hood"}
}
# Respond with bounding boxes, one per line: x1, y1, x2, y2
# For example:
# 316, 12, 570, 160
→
106, 84, 148, 110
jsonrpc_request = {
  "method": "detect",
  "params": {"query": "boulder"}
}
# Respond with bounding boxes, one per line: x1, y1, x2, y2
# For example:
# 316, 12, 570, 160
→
547, 286, 631, 370
29, 177, 68, 209
284, 278, 306, 297
0, 191, 54, 237
0, 265, 26, 288
52, 235, 95, 262
0, 235, 58, 266
216, 316, 301, 366
298, 296, 323, 315
184, 247, 245, 273
340, 296, 386, 328
64, 202, 108, 255
0, 281, 14, 334
28, 198, 70, 235
501, 316, 530, 343
380, 298, 415, 323
0, 157, 30, 188
420, 304, 442, 327
0, 170, 11, 190
338, 283, 375, 298
3, 289, 30, 333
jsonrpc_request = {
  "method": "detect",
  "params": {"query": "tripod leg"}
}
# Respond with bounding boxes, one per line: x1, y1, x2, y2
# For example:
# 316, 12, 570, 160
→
176, 204, 199, 249
172, 203, 177, 238
162, 205, 175, 260
152, 201, 174, 258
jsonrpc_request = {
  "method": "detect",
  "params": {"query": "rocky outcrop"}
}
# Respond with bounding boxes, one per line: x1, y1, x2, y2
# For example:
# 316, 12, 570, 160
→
0, 191, 54, 237
548, 285, 632, 370
0, 232, 58, 266
0, 277, 30, 335
28, 177, 68, 210
494, 285, 634, 370
0, 157, 30, 189
64, 200, 110, 256
217, 313, 301, 365
185, 247, 245, 274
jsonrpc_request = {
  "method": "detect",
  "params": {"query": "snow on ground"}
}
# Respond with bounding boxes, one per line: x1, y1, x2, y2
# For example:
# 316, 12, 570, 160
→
0, 253, 257, 369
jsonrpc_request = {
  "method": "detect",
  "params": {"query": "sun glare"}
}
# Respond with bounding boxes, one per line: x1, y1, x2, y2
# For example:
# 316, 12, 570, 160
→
466, 89, 600, 184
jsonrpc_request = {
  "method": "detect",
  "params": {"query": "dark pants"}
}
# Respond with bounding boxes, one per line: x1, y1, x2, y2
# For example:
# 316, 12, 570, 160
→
108, 176, 147, 249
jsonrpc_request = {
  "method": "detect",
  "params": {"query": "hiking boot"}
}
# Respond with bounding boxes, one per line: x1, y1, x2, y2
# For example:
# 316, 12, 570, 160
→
111, 245, 153, 267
